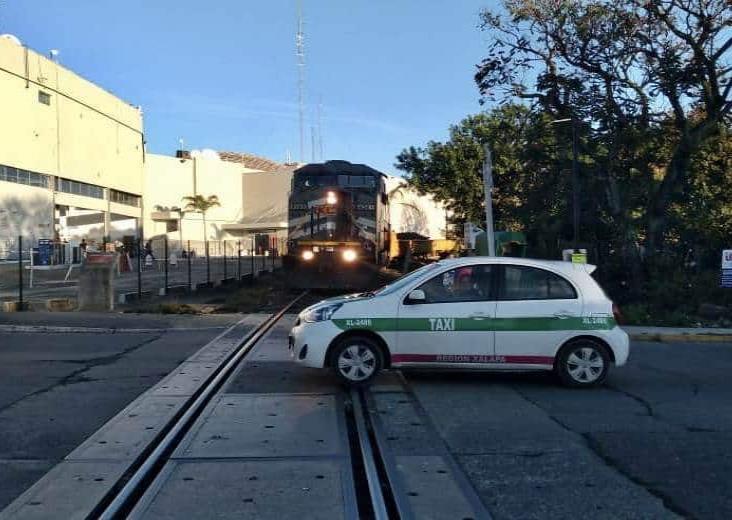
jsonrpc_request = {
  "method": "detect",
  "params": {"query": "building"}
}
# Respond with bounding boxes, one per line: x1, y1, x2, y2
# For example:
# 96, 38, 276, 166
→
143, 150, 295, 253
385, 176, 448, 239
0, 35, 445, 262
0, 34, 144, 255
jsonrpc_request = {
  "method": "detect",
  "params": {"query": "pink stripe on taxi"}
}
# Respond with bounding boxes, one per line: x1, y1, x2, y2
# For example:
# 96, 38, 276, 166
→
391, 354, 554, 365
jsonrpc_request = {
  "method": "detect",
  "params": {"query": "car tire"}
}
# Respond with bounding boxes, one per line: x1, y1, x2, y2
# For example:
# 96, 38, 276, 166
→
555, 338, 610, 388
331, 336, 383, 386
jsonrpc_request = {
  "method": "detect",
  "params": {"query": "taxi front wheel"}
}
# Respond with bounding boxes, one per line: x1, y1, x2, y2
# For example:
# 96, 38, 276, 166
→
331, 336, 383, 385
555, 339, 610, 388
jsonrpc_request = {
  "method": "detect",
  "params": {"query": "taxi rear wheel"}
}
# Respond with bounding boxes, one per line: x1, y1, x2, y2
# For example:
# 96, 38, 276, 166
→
331, 336, 383, 385
555, 339, 610, 388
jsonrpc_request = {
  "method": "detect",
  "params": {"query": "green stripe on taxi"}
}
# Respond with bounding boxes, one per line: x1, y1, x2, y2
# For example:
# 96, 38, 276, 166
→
332, 316, 616, 332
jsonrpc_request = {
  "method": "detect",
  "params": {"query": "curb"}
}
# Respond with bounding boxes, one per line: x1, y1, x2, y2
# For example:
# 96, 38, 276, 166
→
0, 324, 231, 334
629, 333, 732, 343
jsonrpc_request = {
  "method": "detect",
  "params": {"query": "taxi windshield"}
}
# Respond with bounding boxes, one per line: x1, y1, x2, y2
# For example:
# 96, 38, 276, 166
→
372, 263, 440, 297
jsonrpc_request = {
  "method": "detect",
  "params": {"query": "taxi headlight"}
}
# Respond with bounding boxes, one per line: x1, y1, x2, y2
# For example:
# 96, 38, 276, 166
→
342, 249, 357, 262
302, 250, 315, 261
301, 303, 342, 323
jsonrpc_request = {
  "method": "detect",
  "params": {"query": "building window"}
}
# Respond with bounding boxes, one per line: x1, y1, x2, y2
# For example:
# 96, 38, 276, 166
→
38, 91, 51, 105
109, 189, 141, 207
55, 177, 105, 199
0, 164, 50, 189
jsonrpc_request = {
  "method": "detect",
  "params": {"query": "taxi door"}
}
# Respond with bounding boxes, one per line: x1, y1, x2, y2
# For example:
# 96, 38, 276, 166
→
394, 264, 497, 366
493, 264, 583, 366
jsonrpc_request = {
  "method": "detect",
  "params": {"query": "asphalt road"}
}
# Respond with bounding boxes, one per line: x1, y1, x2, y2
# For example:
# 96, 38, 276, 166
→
406, 340, 732, 519
2, 314, 729, 519
0, 313, 243, 510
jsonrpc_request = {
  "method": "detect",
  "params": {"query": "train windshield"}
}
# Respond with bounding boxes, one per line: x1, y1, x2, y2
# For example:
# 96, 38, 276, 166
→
295, 174, 377, 189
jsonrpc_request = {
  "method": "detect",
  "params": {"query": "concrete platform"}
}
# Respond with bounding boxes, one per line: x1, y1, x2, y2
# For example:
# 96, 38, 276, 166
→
174, 394, 344, 459
129, 459, 355, 519
0, 460, 128, 520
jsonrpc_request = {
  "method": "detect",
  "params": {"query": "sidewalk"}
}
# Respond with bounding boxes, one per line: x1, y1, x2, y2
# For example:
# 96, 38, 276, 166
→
624, 325, 732, 343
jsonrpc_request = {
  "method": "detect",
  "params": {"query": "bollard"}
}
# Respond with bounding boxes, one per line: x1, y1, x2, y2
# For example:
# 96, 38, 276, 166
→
187, 240, 192, 292
78, 253, 116, 311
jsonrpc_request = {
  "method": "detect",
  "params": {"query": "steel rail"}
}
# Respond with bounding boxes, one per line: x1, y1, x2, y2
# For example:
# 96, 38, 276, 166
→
97, 292, 307, 519
350, 388, 390, 520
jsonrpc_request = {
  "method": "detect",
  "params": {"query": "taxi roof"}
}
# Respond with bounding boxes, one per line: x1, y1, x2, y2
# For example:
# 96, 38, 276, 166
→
433, 256, 597, 276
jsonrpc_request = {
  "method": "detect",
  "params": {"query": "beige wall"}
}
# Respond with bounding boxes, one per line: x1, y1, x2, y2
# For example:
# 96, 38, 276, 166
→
0, 37, 144, 194
144, 153, 260, 246
240, 169, 293, 228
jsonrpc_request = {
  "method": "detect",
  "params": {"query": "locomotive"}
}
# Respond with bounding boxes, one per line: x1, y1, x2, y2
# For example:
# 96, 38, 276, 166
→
283, 161, 390, 286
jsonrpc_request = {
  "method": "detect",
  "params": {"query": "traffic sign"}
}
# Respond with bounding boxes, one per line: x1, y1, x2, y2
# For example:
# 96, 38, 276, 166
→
722, 250, 732, 269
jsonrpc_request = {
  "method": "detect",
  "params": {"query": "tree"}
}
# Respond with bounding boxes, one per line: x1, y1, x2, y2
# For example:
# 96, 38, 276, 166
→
475, 0, 732, 261
181, 195, 221, 243
396, 105, 571, 254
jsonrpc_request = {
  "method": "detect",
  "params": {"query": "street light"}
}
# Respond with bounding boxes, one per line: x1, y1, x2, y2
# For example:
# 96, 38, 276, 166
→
551, 117, 580, 248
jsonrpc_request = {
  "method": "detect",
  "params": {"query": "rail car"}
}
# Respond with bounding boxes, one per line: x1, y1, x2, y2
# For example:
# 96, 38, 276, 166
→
283, 161, 390, 288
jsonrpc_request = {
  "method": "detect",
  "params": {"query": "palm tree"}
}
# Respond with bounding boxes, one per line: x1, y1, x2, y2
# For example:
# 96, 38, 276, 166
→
182, 195, 221, 244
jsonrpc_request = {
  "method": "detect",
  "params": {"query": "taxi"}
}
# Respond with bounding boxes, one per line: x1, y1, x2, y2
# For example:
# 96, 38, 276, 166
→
289, 257, 629, 388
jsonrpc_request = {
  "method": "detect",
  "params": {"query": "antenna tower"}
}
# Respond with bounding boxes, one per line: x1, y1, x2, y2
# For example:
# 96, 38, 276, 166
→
296, 0, 305, 163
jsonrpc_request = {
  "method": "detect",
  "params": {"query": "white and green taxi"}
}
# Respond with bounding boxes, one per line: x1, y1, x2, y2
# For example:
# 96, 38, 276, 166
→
289, 257, 628, 388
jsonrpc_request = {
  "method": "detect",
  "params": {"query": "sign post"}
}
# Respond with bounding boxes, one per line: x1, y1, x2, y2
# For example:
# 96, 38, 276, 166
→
721, 250, 732, 288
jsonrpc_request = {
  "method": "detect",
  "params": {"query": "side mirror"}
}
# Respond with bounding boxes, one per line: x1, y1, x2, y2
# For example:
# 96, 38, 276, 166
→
406, 289, 426, 304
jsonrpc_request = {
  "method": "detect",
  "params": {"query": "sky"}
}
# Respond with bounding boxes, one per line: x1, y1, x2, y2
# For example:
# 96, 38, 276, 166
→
2, 0, 495, 174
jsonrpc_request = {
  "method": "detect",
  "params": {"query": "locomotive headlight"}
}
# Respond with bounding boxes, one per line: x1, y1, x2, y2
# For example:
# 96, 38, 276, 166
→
342, 249, 357, 262
326, 191, 337, 205
302, 250, 315, 261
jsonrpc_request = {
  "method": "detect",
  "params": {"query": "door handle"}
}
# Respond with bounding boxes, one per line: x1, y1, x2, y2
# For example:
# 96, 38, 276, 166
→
553, 311, 572, 319
469, 313, 490, 319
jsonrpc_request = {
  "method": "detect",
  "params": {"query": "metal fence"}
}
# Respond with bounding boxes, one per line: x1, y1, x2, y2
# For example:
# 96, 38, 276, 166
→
0, 235, 283, 309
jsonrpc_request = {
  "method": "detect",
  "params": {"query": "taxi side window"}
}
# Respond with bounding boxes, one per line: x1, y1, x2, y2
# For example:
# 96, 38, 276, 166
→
499, 266, 577, 300
416, 265, 494, 303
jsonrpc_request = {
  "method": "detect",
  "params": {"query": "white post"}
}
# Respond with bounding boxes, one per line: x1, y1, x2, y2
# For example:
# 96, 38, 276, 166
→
482, 144, 496, 256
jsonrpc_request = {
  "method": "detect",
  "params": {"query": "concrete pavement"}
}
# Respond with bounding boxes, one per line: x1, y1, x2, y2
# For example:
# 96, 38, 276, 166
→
406, 338, 732, 519
0, 314, 249, 510
624, 325, 732, 342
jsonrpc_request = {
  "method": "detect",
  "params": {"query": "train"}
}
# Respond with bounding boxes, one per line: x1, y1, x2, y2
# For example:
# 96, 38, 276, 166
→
283, 161, 391, 287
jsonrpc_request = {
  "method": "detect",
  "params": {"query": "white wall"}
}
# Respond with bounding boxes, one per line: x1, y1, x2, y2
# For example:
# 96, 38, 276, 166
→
144, 153, 260, 244
385, 176, 448, 239
0, 182, 53, 241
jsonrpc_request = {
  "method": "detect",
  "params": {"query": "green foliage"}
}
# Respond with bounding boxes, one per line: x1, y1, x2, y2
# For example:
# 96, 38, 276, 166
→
182, 194, 221, 214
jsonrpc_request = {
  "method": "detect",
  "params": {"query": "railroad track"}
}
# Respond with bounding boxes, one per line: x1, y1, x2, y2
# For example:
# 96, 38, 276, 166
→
2, 292, 487, 519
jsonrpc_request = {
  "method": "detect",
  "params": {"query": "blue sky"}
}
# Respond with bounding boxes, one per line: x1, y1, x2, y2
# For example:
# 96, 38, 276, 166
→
2, 0, 493, 174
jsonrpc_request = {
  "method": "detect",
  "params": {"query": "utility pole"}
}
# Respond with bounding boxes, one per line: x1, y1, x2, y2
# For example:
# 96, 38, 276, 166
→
570, 119, 580, 248
482, 144, 496, 256
552, 117, 580, 248
296, 0, 306, 163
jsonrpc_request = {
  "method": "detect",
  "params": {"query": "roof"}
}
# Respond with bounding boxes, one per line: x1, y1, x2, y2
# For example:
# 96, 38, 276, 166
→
436, 256, 597, 275
294, 160, 386, 177
218, 151, 284, 172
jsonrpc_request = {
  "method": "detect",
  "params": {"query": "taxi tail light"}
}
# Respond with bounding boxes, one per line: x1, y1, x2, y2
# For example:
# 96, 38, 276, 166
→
612, 303, 623, 325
